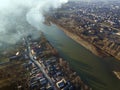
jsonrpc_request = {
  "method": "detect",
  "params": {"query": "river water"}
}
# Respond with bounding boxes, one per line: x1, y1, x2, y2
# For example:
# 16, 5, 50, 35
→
40, 24, 120, 90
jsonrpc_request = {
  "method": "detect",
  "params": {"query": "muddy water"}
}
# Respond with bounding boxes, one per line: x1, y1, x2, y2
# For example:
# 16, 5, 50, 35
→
40, 24, 120, 90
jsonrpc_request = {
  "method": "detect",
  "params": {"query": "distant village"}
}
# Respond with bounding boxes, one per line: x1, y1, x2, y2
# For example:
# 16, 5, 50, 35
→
48, 0, 120, 60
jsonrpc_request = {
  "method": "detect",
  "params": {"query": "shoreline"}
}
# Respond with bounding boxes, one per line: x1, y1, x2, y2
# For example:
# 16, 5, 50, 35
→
45, 15, 120, 60
29, 34, 91, 90
55, 23, 120, 80
113, 71, 120, 80
51, 21, 109, 57
46, 21, 120, 80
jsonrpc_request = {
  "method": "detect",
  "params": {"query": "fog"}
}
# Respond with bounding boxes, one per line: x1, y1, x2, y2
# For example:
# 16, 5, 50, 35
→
0, 0, 68, 46
70, 0, 118, 2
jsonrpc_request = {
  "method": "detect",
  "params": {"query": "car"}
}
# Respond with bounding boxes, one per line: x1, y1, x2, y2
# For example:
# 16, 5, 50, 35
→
36, 73, 43, 77
30, 84, 38, 90
31, 71, 37, 75
45, 60, 51, 66
36, 76, 43, 81
66, 81, 71, 87
46, 83, 54, 90
49, 57, 56, 60
39, 78, 47, 85
34, 69, 41, 73
31, 69, 40, 74
49, 70, 56, 76
56, 71, 62, 76
62, 85, 74, 90
46, 86, 54, 90
33, 56, 37, 59
30, 81, 37, 85
69, 85, 74, 90
51, 59, 57, 63
32, 67, 38, 71
40, 87, 46, 90
30, 77, 37, 83
62, 85, 69, 90
30, 81, 38, 89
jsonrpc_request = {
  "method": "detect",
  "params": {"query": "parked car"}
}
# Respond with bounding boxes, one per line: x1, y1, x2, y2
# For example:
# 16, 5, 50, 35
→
40, 78, 48, 85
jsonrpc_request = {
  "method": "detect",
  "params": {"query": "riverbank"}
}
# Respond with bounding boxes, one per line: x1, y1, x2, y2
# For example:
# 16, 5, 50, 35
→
46, 2, 120, 61
49, 20, 109, 57
113, 71, 120, 80
26, 34, 91, 90
44, 19, 120, 81
35, 23, 120, 90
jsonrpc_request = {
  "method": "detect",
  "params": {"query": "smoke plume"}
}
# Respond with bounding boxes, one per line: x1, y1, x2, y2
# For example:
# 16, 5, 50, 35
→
0, 0, 68, 46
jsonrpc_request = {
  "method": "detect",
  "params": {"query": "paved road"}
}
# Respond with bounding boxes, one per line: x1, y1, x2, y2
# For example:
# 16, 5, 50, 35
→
25, 38, 57, 90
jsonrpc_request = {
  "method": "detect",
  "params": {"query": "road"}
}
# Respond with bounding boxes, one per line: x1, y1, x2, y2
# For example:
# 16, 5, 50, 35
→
25, 38, 57, 90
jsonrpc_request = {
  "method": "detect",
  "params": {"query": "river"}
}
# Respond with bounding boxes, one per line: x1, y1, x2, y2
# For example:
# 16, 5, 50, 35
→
40, 24, 120, 90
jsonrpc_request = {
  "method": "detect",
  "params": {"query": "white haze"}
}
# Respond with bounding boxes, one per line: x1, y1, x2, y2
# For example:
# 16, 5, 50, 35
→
0, 0, 68, 46
79, 0, 113, 1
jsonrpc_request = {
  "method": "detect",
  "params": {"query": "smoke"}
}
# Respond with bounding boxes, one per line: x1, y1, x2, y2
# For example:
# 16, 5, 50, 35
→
70, 0, 117, 2
26, 0, 68, 29
0, 0, 68, 46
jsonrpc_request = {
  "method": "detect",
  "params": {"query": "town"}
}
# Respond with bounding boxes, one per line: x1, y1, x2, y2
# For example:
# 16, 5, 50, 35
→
47, 0, 120, 60
44, 0, 120, 83
0, 33, 91, 90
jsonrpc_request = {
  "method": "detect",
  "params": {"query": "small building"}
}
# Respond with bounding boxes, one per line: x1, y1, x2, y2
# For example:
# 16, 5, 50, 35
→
56, 79, 66, 89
